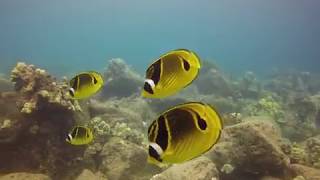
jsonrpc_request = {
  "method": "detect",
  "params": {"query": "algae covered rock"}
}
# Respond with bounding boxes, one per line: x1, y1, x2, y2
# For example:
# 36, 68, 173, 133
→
0, 172, 51, 180
305, 136, 320, 168
207, 120, 290, 179
289, 164, 320, 180
98, 137, 148, 180
0, 63, 87, 179
100, 58, 143, 99
195, 67, 233, 97
0, 92, 25, 143
75, 169, 107, 180
10, 62, 75, 114
150, 157, 219, 180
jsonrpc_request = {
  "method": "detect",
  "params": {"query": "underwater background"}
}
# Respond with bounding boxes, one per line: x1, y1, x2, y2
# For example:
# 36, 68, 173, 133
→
1, 0, 320, 180
1, 0, 320, 76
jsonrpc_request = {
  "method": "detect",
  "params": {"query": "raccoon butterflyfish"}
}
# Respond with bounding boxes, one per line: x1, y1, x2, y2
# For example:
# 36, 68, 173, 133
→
147, 102, 223, 166
66, 126, 94, 145
69, 71, 104, 99
142, 49, 201, 98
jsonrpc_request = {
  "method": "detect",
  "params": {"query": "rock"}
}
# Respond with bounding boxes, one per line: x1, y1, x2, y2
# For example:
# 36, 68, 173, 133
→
305, 136, 320, 168
0, 92, 25, 143
89, 96, 153, 145
194, 67, 233, 97
207, 120, 290, 179
90, 96, 155, 129
259, 176, 283, 180
75, 169, 107, 180
0, 63, 86, 179
289, 164, 320, 180
100, 58, 143, 99
99, 137, 148, 180
150, 157, 219, 180
0, 172, 51, 180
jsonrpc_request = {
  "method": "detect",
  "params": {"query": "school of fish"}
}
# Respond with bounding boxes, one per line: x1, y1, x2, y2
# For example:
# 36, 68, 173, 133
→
65, 49, 223, 166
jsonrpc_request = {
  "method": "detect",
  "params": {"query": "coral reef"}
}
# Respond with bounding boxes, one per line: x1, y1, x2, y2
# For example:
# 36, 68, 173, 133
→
88, 96, 154, 146
243, 95, 284, 121
0, 62, 84, 180
10, 62, 76, 114
289, 143, 307, 165
305, 136, 320, 168
1, 59, 320, 180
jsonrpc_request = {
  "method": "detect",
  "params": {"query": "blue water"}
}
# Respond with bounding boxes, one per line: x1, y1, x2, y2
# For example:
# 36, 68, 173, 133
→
0, 0, 319, 77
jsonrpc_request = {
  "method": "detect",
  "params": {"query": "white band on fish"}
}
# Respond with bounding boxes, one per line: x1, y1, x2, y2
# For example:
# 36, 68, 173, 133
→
67, 134, 73, 141
145, 79, 155, 88
69, 88, 75, 94
149, 142, 163, 156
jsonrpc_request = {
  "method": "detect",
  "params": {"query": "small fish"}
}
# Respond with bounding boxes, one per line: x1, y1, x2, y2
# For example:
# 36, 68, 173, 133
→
147, 102, 223, 166
66, 126, 94, 145
142, 49, 201, 98
69, 71, 104, 99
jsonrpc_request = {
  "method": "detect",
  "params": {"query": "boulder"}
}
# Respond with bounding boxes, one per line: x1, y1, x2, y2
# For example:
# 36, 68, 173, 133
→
75, 169, 107, 180
0, 172, 51, 180
289, 164, 320, 180
100, 58, 143, 99
207, 120, 290, 179
194, 67, 233, 97
99, 137, 148, 180
150, 157, 219, 180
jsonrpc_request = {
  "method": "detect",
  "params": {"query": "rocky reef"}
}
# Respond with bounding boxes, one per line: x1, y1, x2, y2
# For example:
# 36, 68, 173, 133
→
1, 60, 320, 180
99, 58, 143, 99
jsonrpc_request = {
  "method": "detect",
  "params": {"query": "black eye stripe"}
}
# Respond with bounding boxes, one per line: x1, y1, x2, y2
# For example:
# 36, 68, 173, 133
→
146, 60, 161, 85
149, 146, 162, 162
144, 82, 154, 94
